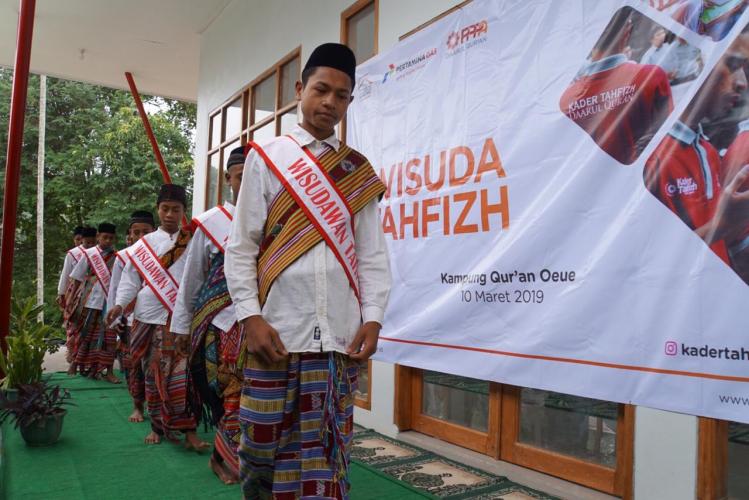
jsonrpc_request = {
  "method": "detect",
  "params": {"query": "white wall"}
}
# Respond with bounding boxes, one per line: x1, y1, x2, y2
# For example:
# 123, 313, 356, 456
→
194, 1, 702, 497
634, 407, 698, 499
193, 0, 460, 215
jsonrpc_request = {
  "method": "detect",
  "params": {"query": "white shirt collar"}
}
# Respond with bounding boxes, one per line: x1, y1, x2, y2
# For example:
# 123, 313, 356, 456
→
289, 124, 340, 152
669, 120, 707, 145
582, 54, 629, 77
156, 226, 179, 241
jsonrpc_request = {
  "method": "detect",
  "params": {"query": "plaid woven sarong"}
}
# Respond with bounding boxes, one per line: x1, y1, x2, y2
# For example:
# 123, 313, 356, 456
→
239, 352, 358, 500
130, 321, 196, 434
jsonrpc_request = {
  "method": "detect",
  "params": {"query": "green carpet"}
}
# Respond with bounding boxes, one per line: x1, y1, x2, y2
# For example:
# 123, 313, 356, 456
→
2, 373, 430, 499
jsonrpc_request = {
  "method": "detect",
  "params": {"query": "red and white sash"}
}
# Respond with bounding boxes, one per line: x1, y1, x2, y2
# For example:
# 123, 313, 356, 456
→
125, 238, 180, 311
250, 135, 361, 300
68, 245, 85, 264
84, 246, 112, 294
193, 204, 234, 254
115, 250, 126, 265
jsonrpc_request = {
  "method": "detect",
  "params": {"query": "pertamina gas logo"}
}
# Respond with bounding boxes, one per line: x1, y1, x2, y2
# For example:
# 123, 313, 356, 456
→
382, 48, 438, 83
446, 20, 488, 54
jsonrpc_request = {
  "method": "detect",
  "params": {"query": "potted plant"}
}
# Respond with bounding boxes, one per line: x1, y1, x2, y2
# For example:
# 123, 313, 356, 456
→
0, 379, 73, 446
0, 296, 64, 400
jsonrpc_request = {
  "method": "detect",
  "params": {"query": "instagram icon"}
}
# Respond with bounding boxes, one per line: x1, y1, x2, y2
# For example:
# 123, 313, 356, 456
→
664, 341, 678, 356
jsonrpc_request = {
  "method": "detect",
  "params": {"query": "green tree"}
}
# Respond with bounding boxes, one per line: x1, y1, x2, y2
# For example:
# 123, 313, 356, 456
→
0, 68, 195, 324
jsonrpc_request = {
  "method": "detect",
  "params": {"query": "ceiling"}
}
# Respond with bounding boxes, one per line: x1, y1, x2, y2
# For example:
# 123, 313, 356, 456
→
0, 0, 233, 101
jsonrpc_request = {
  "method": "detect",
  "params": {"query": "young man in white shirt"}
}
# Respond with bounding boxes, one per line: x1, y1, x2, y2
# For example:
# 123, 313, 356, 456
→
225, 43, 391, 499
171, 145, 246, 484
68, 223, 118, 381
106, 210, 155, 422
60, 226, 97, 373
107, 185, 207, 450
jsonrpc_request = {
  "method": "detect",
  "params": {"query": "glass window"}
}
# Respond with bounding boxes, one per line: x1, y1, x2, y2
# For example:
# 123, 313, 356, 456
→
206, 153, 220, 208
210, 113, 221, 149
251, 120, 275, 144
252, 75, 276, 125
221, 140, 240, 204
280, 58, 301, 107
421, 370, 489, 432
728, 421, 749, 496
355, 361, 369, 399
224, 97, 242, 141
518, 388, 617, 468
347, 3, 376, 63
280, 110, 298, 135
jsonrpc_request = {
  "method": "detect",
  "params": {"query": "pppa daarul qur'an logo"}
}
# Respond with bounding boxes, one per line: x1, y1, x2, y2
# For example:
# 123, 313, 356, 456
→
446, 20, 488, 52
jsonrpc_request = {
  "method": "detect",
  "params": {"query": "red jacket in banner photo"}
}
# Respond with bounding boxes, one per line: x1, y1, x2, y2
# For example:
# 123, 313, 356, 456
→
643, 121, 730, 264
560, 54, 673, 165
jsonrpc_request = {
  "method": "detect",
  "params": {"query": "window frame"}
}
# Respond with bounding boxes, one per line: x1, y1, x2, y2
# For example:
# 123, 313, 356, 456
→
205, 47, 301, 210
395, 367, 634, 497
340, 0, 379, 410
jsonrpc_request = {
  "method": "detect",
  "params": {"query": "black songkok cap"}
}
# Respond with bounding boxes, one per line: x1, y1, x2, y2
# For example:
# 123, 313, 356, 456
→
73, 226, 85, 236
130, 210, 155, 227
98, 223, 116, 234
226, 146, 248, 170
81, 227, 97, 238
157, 184, 187, 208
304, 43, 357, 90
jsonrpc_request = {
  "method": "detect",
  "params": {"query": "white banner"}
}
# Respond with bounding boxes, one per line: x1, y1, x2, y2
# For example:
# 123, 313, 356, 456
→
348, 0, 749, 423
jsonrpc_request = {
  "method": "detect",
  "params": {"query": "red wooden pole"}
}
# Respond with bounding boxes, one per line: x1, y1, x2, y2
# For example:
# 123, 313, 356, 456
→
0, 0, 37, 347
124, 71, 172, 183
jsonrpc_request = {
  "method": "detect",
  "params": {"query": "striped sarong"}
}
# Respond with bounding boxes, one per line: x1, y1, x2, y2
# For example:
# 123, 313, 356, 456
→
74, 308, 111, 376
239, 352, 358, 500
191, 323, 243, 477
130, 321, 197, 434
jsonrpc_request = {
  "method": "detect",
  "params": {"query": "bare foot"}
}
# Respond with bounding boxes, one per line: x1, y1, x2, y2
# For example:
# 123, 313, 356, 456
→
129, 407, 144, 423
184, 431, 211, 453
144, 431, 161, 445
103, 372, 122, 384
66, 364, 77, 376
210, 455, 238, 484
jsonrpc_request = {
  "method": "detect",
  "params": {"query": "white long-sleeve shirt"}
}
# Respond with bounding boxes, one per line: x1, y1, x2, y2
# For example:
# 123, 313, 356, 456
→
171, 203, 237, 336
115, 227, 188, 326
57, 246, 84, 296
225, 125, 391, 354
70, 246, 110, 311
106, 250, 134, 326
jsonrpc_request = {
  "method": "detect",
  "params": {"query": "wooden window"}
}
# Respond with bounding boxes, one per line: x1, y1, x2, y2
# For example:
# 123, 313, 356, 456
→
698, 418, 749, 498
341, 0, 378, 64
395, 368, 633, 497
341, 0, 378, 410
205, 48, 301, 209
340, 0, 378, 146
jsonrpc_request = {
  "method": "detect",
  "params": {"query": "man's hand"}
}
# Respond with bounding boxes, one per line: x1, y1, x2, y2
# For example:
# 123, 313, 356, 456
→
346, 322, 381, 361
106, 305, 123, 326
56, 295, 65, 309
242, 315, 288, 365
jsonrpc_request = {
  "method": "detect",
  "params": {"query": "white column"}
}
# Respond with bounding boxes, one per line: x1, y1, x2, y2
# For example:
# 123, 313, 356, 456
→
36, 74, 46, 320
634, 406, 698, 499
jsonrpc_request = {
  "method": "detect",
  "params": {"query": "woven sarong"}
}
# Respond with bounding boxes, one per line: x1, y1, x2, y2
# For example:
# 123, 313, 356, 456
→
73, 308, 108, 376
130, 321, 196, 434
239, 352, 358, 500
189, 251, 243, 476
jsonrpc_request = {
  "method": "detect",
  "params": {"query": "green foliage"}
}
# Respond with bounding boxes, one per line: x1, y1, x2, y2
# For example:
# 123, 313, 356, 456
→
0, 296, 63, 389
0, 68, 196, 322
